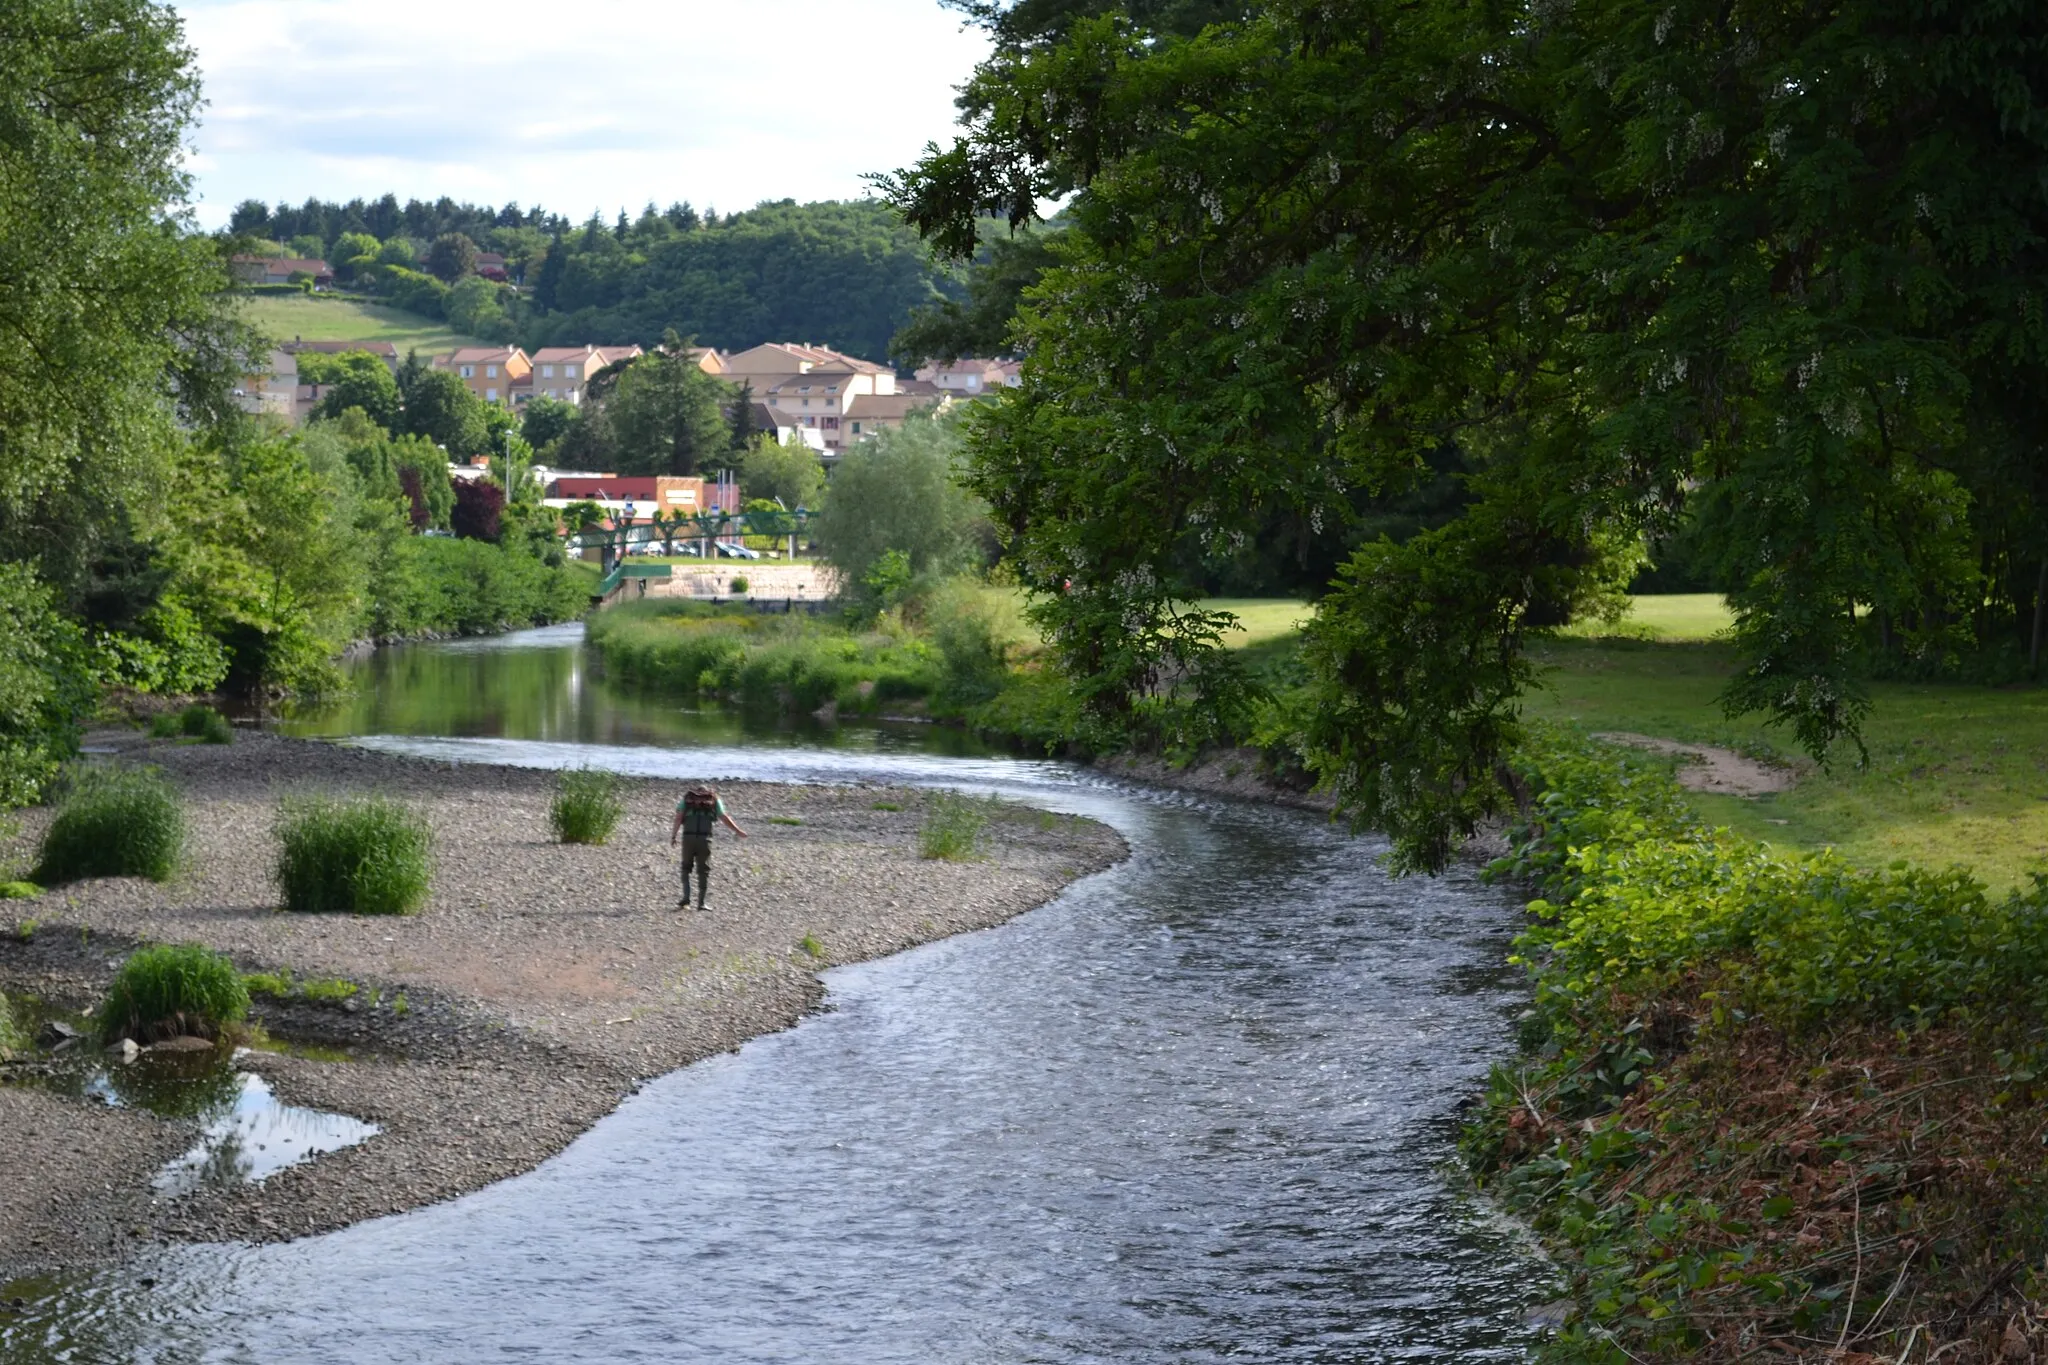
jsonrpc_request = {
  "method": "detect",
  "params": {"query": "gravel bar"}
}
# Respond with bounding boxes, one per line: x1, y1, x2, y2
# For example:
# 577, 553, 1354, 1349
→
0, 731, 1126, 1279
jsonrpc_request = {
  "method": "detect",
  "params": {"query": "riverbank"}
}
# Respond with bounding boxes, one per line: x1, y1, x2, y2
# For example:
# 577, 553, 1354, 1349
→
1470, 725, 2048, 1361
0, 733, 1126, 1278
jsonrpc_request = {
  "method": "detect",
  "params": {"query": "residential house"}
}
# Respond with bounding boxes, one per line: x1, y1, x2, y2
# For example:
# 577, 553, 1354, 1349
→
233, 348, 298, 418
719, 341, 933, 458
440, 346, 532, 406
230, 255, 334, 288
473, 252, 510, 283
547, 476, 739, 530
915, 357, 1023, 394
527, 345, 644, 405
844, 392, 951, 446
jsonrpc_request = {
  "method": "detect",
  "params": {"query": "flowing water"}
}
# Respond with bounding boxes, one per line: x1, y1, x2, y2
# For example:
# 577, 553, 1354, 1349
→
1, 624, 1550, 1363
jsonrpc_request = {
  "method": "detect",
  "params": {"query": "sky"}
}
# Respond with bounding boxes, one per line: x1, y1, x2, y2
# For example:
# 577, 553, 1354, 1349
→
172, 0, 990, 229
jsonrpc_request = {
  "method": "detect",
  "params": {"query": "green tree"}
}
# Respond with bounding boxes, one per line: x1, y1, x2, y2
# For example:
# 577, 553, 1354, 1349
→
445, 275, 513, 340
739, 435, 825, 512
376, 237, 415, 267
604, 333, 732, 476
426, 231, 479, 283
331, 230, 380, 282
888, 0, 2048, 869
522, 396, 579, 452
401, 369, 489, 458
310, 352, 403, 430
0, 0, 243, 597
216, 436, 366, 693
813, 413, 988, 613
890, 227, 1058, 368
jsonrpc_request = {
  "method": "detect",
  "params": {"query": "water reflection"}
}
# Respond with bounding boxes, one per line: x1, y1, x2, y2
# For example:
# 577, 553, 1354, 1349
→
280, 621, 998, 758
152, 1071, 378, 1196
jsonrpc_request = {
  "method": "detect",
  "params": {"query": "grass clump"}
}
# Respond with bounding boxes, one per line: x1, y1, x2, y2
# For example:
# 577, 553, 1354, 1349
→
34, 766, 184, 884
549, 768, 624, 845
147, 704, 232, 744
242, 969, 292, 998
300, 976, 358, 1002
0, 991, 22, 1058
768, 815, 804, 826
919, 791, 991, 861
0, 881, 39, 899
871, 801, 902, 812
98, 943, 249, 1044
798, 933, 825, 961
276, 795, 432, 915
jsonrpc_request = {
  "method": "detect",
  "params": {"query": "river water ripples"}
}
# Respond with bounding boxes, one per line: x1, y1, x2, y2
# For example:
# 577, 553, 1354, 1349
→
0, 624, 1548, 1363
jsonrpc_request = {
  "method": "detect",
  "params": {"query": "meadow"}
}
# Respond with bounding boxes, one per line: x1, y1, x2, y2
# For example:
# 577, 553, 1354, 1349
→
239, 294, 487, 357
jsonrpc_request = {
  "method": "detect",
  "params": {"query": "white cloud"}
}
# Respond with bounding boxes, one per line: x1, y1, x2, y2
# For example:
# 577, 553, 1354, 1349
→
172, 0, 988, 226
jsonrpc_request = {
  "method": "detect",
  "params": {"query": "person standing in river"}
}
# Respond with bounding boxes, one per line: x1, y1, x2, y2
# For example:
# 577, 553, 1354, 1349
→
669, 784, 748, 911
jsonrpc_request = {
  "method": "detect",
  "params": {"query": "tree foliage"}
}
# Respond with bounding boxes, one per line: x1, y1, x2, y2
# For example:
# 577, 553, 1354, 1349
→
888, 0, 2048, 869
604, 333, 733, 476
814, 414, 991, 614
738, 435, 825, 512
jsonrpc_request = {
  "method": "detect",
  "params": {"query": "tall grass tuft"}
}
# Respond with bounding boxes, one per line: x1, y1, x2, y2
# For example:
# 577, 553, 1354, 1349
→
34, 767, 185, 884
550, 768, 624, 844
919, 790, 991, 861
180, 704, 233, 744
97, 943, 250, 1044
276, 795, 433, 915
0, 990, 23, 1057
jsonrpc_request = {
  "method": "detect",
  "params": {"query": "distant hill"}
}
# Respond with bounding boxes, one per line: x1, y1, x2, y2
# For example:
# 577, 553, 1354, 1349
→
228, 197, 956, 364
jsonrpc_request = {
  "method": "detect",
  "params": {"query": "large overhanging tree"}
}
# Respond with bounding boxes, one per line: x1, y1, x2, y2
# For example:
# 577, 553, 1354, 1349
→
886, 0, 2048, 869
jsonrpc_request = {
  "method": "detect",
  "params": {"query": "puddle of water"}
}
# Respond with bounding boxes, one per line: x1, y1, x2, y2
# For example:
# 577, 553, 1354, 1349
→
152, 1069, 379, 1196
3, 996, 379, 1192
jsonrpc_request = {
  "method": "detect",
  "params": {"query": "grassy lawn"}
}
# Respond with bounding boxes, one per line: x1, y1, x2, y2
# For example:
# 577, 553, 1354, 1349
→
239, 294, 487, 356
1524, 631, 2048, 893
1556, 591, 1733, 642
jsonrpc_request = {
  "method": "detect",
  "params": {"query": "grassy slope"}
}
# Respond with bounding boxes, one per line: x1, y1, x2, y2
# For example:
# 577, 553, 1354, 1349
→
239, 294, 487, 357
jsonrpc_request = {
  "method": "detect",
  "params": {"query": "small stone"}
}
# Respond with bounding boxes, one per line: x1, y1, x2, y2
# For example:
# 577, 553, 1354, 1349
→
36, 1020, 82, 1048
105, 1038, 140, 1064
1523, 1300, 1573, 1329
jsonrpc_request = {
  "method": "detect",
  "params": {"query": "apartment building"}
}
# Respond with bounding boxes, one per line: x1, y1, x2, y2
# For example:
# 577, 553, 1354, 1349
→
442, 347, 532, 405
528, 345, 645, 404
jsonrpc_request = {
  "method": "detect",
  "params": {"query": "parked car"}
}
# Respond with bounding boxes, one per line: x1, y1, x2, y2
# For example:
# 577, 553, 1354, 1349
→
715, 541, 762, 559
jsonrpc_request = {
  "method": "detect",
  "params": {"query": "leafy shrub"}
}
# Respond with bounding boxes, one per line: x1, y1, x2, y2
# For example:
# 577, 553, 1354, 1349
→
728, 575, 749, 595
34, 766, 184, 884
919, 790, 990, 860
98, 943, 249, 1044
1496, 723, 2048, 1031
149, 711, 179, 738
0, 562, 93, 809
550, 768, 623, 844
178, 704, 232, 744
276, 795, 433, 915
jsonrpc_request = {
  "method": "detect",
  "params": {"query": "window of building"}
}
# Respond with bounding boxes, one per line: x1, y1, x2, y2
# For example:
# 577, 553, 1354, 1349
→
851, 422, 861, 434
567, 387, 578, 402
460, 365, 474, 378
486, 365, 498, 378
824, 417, 839, 428
486, 388, 498, 401
802, 399, 810, 407
542, 365, 555, 378
566, 365, 579, 379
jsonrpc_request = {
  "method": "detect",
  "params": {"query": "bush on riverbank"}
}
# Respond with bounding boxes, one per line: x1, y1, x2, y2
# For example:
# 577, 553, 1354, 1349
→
276, 795, 433, 915
151, 704, 232, 744
98, 943, 249, 1044
368, 535, 590, 639
34, 767, 185, 884
1468, 725, 2048, 1360
550, 768, 623, 844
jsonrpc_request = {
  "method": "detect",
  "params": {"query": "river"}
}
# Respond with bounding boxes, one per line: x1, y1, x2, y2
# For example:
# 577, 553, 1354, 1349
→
2, 624, 1549, 1363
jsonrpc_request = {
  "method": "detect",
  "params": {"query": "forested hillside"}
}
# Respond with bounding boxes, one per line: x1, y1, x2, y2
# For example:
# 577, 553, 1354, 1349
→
228, 196, 951, 361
